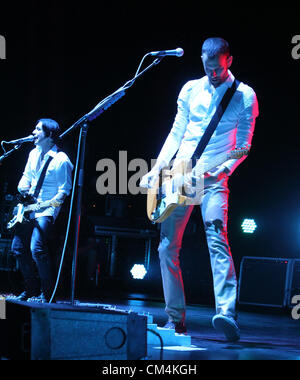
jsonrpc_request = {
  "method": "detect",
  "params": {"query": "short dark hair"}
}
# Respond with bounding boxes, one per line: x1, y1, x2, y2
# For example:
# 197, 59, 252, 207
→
202, 37, 230, 58
38, 118, 61, 144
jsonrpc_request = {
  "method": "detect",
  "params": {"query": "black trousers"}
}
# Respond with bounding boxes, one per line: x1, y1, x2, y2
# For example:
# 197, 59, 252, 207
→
11, 216, 54, 296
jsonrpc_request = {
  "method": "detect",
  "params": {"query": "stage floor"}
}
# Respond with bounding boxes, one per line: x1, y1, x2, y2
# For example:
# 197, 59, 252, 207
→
63, 294, 300, 361
1, 292, 300, 360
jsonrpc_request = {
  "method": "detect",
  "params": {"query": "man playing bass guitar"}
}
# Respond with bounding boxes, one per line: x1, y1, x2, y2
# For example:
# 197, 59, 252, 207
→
9, 119, 73, 303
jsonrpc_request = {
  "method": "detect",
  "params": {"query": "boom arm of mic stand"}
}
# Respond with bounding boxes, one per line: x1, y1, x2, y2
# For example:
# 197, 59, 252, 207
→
59, 57, 163, 139
86, 58, 163, 122
86, 90, 126, 122
0, 143, 21, 163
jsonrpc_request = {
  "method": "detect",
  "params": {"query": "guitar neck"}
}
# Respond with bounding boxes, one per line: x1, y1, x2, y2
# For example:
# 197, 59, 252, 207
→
25, 200, 53, 212
202, 152, 229, 175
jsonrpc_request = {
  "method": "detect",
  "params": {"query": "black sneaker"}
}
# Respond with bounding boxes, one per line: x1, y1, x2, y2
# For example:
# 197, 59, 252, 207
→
163, 320, 187, 334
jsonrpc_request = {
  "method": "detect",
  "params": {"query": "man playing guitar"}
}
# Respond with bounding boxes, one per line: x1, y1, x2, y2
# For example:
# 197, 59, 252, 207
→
140, 38, 259, 341
9, 119, 73, 303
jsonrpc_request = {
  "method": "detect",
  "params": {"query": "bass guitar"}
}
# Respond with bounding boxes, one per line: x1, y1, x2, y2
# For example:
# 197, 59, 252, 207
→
147, 148, 249, 223
7, 197, 62, 230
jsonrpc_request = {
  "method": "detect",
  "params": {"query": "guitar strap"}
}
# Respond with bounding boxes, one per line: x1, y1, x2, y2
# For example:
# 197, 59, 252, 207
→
192, 78, 240, 161
33, 156, 54, 199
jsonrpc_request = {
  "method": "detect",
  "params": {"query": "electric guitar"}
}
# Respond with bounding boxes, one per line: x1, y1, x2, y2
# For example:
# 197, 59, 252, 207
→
147, 148, 249, 223
7, 197, 62, 230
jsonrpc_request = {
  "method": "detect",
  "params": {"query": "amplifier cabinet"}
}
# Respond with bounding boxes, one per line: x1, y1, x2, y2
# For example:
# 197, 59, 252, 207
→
238, 256, 294, 308
290, 259, 300, 308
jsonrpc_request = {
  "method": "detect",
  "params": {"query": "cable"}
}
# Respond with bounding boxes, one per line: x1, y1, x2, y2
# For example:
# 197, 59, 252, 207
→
1, 141, 6, 154
134, 53, 151, 81
146, 328, 164, 360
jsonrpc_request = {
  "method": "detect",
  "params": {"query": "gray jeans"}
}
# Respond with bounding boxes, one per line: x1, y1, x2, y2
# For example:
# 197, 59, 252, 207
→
158, 176, 237, 322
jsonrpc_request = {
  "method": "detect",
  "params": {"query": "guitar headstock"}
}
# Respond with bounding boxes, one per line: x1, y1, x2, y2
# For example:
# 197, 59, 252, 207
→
50, 200, 63, 208
228, 148, 249, 160
32, 200, 62, 211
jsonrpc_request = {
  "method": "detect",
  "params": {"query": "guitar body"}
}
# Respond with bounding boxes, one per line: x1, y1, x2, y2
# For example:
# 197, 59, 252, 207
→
6, 196, 62, 230
147, 183, 189, 224
147, 160, 203, 223
147, 148, 249, 224
6, 195, 36, 230
7, 204, 28, 230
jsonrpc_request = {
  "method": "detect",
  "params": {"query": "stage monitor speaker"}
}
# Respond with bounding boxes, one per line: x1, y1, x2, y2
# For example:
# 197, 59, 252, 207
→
238, 256, 293, 308
290, 259, 300, 307
0, 300, 147, 360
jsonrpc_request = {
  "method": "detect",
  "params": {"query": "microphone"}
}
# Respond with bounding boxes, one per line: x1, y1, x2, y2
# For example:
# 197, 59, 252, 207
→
149, 48, 184, 57
6, 135, 35, 145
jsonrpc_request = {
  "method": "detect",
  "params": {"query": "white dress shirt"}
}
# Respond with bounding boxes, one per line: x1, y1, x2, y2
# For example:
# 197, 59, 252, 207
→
18, 145, 73, 220
156, 71, 259, 176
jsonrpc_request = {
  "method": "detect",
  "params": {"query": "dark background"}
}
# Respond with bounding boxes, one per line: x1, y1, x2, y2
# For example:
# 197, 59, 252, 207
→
0, 2, 299, 302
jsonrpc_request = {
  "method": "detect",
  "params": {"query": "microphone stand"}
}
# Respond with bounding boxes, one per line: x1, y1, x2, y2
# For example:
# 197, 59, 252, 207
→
59, 56, 164, 305
0, 144, 22, 163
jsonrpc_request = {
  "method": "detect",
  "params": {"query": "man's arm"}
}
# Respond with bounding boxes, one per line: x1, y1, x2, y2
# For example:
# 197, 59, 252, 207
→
221, 87, 259, 176
140, 81, 192, 188
17, 152, 33, 195
51, 157, 73, 203
51, 192, 67, 204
